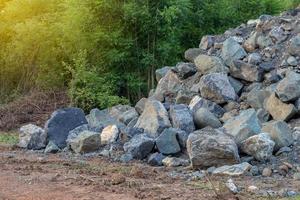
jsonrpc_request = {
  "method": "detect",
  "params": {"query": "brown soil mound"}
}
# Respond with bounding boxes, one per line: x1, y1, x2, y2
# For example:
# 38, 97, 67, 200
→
0, 90, 69, 131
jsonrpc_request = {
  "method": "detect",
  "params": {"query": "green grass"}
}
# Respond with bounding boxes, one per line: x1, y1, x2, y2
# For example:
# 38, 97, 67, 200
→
0, 132, 18, 145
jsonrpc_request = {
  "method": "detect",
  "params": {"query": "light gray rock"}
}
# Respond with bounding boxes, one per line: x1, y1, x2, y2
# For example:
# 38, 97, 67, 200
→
199, 35, 215, 50
175, 90, 195, 104
184, 48, 202, 62
289, 35, 300, 56
276, 71, 300, 102
189, 96, 225, 118
45, 107, 87, 148
256, 34, 272, 49
221, 37, 247, 66
119, 108, 139, 125
100, 125, 119, 145
155, 66, 171, 82
193, 108, 222, 129
109, 105, 133, 120
230, 60, 263, 82
248, 53, 262, 65
123, 134, 155, 160
162, 157, 189, 167
173, 62, 197, 79
226, 179, 238, 194
269, 26, 287, 43
44, 141, 60, 154
134, 100, 171, 137
18, 124, 46, 150
240, 133, 275, 161
246, 88, 272, 110
262, 120, 293, 151
212, 162, 252, 176
223, 109, 261, 146
135, 98, 147, 115
156, 128, 181, 155
287, 56, 298, 66
169, 104, 195, 133
70, 131, 101, 154
199, 73, 237, 104
187, 127, 240, 168
256, 109, 270, 123
194, 55, 229, 75
264, 93, 297, 121
86, 108, 120, 129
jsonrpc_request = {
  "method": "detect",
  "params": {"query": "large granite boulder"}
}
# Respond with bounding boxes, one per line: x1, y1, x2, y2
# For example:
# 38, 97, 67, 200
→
193, 108, 222, 129
123, 134, 155, 159
262, 120, 293, 151
169, 104, 195, 133
240, 133, 275, 161
70, 131, 100, 154
18, 124, 47, 150
221, 37, 247, 66
134, 100, 171, 137
187, 127, 240, 168
223, 109, 261, 146
156, 128, 181, 155
194, 55, 229, 75
275, 71, 300, 102
264, 93, 297, 121
199, 73, 237, 104
189, 96, 225, 118
45, 108, 87, 148
230, 60, 263, 82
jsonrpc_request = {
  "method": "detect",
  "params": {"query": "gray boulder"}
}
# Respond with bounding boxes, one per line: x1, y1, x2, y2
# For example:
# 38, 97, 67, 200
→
221, 37, 247, 66
169, 104, 195, 133
86, 108, 120, 129
162, 157, 189, 167
199, 35, 215, 50
173, 62, 197, 79
123, 134, 155, 160
193, 108, 222, 129
230, 60, 263, 82
156, 128, 181, 155
155, 66, 171, 82
189, 96, 225, 118
100, 125, 119, 145
223, 109, 261, 146
147, 152, 166, 166
194, 55, 229, 75
70, 131, 101, 154
228, 76, 244, 95
187, 127, 240, 168
176, 129, 189, 148
134, 100, 171, 137
184, 48, 202, 62
240, 133, 275, 161
45, 108, 87, 148
175, 90, 195, 104
135, 98, 147, 115
119, 108, 139, 125
264, 93, 297, 121
212, 162, 252, 176
248, 52, 262, 65
289, 35, 300, 56
18, 124, 46, 150
276, 71, 300, 102
199, 73, 237, 104
262, 120, 293, 151
246, 88, 272, 110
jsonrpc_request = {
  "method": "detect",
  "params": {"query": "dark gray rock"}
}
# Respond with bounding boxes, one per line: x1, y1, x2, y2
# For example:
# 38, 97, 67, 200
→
156, 128, 181, 155
289, 35, 300, 56
228, 76, 244, 95
169, 104, 195, 133
147, 152, 166, 166
189, 96, 225, 118
155, 66, 171, 82
246, 88, 272, 110
119, 108, 139, 125
123, 134, 155, 160
173, 62, 197, 79
86, 108, 120, 129
221, 37, 247, 66
248, 53, 262, 65
176, 129, 189, 148
162, 157, 189, 167
18, 124, 47, 150
175, 90, 195, 104
276, 71, 300, 102
187, 127, 240, 168
199, 73, 237, 104
256, 109, 270, 123
193, 108, 222, 129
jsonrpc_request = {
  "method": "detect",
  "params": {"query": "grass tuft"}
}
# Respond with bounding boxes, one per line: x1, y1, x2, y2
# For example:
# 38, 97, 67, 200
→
0, 132, 19, 145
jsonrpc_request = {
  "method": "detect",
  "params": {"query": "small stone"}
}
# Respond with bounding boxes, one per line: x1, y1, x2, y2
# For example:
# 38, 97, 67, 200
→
189, 96, 225, 118
276, 71, 300, 102
225, 179, 238, 194
250, 166, 260, 176
262, 167, 272, 177
212, 162, 252, 176
287, 56, 298, 66
169, 104, 195, 133
147, 153, 166, 166
248, 53, 262, 65
221, 37, 247, 66
194, 55, 228, 75
247, 186, 259, 193
162, 157, 189, 167
275, 146, 292, 156
289, 35, 300, 56
173, 62, 197, 79
279, 165, 289, 176
256, 109, 270, 123
101, 125, 119, 145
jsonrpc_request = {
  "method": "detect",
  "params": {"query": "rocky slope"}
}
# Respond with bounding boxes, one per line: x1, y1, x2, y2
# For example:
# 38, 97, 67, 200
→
17, 7, 300, 196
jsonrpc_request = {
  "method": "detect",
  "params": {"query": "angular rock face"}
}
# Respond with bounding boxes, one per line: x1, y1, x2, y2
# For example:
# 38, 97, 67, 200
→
228, 77, 244, 95
18, 124, 46, 150
86, 108, 119, 129
156, 128, 181, 155
123, 134, 155, 160
118, 108, 139, 125
169, 104, 195, 133
221, 37, 247, 66
289, 35, 300, 56
189, 96, 225, 118
223, 109, 261, 146
173, 62, 197, 79
264, 93, 297, 121
70, 131, 101, 154
162, 157, 189, 167
199, 73, 237, 104
155, 66, 171, 82
135, 98, 147, 115
44, 141, 60, 153
276, 71, 300, 102
100, 125, 119, 145
199, 35, 215, 50
153, 70, 182, 101
193, 108, 222, 129
187, 127, 240, 168
147, 152, 165, 166
184, 48, 201, 62
45, 108, 87, 148
262, 120, 293, 151
246, 88, 272, 110
240, 133, 275, 161
212, 162, 252, 176
134, 100, 171, 137
194, 55, 228, 75
230, 60, 263, 82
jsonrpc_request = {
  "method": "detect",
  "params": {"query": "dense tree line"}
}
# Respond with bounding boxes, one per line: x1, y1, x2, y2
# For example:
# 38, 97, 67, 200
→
0, 0, 299, 111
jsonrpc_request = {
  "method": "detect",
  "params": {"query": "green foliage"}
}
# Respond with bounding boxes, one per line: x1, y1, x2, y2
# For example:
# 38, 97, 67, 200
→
0, 132, 18, 145
0, 0, 299, 109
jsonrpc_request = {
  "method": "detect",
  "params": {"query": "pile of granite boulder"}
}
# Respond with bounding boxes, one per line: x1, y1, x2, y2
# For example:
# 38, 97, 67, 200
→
18, 8, 300, 176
